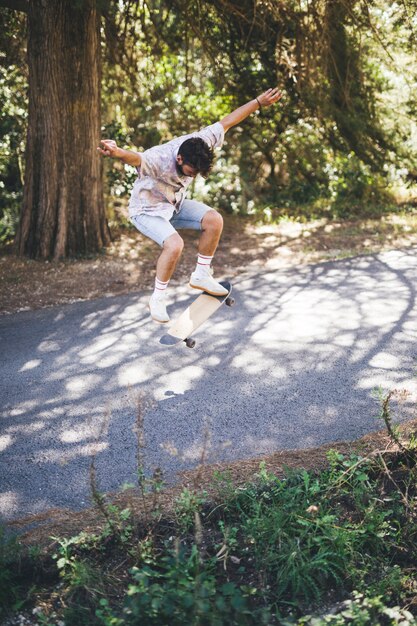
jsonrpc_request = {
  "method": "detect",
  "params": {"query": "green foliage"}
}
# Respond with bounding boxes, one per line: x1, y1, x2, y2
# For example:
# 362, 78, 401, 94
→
226, 471, 347, 602
100, 120, 138, 205
218, 452, 411, 609
121, 543, 270, 626
286, 591, 417, 625
51, 531, 112, 626
0, 526, 25, 617
53, 533, 106, 594
4, 443, 417, 625
102, 504, 134, 545
1, 0, 417, 237
53, 508, 133, 564
174, 487, 208, 533
0, 10, 27, 242
327, 153, 396, 217
96, 540, 270, 625
100, 0, 416, 219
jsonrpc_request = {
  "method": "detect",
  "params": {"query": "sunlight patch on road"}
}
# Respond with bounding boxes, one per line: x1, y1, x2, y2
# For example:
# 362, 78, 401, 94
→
0, 491, 18, 517
357, 376, 416, 395
252, 289, 360, 344
60, 427, 97, 444
334, 332, 356, 347
19, 359, 42, 372
231, 351, 287, 378
79, 335, 119, 358
360, 300, 404, 326
369, 352, 401, 369
37, 340, 61, 353
207, 319, 234, 335
65, 374, 102, 398
35, 442, 108, 463
179, 440, 211, 461
78, 331, 144, 369
401, 320, 417, 337
80, 307, 120, 331
118, 362, 157, 386
5, 420, 45, 435
94, 354, 124, 369
155, 365, 205, 399
0, 435, 13, 452
7, 400, 37, 417
305, 405, 339, 422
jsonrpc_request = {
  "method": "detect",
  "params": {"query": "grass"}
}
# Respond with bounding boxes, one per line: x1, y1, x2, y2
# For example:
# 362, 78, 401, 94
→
2, 392, 417, 625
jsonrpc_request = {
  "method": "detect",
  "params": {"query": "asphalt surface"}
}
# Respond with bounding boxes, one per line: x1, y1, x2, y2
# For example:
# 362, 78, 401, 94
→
1, 248, 417, 522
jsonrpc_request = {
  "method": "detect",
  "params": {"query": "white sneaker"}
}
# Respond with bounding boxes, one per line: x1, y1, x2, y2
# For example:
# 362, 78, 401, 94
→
149, 293, 170, 323
189, 270, 228, 296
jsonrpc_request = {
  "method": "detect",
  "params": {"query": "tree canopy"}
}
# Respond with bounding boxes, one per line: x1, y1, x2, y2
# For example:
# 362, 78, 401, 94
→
1, 0, 417, 255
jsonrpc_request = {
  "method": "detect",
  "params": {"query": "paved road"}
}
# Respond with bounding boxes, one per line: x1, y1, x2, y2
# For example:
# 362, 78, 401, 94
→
1, 248, 417, 522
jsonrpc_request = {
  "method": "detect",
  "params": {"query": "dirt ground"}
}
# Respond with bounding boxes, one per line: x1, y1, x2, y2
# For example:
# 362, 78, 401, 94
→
2, 209, 417, 315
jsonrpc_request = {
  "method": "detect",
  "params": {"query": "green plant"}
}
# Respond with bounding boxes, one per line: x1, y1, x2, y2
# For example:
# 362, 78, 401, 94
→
223, 471, 347, 603
0, 526, 28, 617
375, 388, 413, 456
96, 598, 125, 626
367, 564, 407, 604
53, 534, 104, 589
174, 487, 208, 533
285, 591, 417, 625
215, 521, 240, 571
51, 532, 110, 626
0, 35, 27, 242
121, 543, 270, 626
210, 468, 236, 501
102, 505, 133, 545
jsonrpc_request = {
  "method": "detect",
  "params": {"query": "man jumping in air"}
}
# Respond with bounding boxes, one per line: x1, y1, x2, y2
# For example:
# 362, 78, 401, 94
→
98, 88, 282, 323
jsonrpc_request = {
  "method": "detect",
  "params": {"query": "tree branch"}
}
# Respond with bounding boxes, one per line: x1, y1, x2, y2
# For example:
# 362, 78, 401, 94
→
0, 0, 28, 12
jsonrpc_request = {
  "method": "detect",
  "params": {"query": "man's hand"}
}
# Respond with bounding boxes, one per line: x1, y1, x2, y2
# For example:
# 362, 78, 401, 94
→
97, 139, 142, 167
256, 87, 282, 108
97, 139, 120, 158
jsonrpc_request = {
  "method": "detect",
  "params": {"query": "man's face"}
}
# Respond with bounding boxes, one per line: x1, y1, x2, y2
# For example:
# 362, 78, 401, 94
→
176, 155, 198, 178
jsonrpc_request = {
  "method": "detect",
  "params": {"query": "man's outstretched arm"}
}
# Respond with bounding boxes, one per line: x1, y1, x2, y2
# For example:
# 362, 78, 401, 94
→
97, 139, 142, 167
219, 88, 282, 133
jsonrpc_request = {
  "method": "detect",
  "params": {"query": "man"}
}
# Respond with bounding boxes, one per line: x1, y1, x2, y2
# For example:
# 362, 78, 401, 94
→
98, 88, 282, 323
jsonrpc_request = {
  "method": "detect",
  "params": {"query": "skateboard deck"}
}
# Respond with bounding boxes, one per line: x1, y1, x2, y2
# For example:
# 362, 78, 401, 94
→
160, 281, 234, 348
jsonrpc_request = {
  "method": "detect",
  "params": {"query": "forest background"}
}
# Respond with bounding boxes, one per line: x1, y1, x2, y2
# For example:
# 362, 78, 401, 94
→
0, 0, 417, 258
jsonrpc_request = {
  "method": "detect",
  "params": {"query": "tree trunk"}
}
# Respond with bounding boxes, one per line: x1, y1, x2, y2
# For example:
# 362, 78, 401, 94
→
16, 0, 110, 259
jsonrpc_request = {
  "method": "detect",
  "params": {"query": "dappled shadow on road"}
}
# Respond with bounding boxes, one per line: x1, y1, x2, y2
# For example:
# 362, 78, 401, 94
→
1, 248, 417, 520
141, 249, 417, 473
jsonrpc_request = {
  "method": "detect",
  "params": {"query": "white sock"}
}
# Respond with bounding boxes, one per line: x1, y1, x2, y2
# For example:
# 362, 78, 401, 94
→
153, 277, 169, 298
195, 253, 213, 277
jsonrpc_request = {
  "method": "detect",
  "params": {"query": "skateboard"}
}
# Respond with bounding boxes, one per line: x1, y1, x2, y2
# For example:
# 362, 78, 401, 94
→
160, 281, 234, 348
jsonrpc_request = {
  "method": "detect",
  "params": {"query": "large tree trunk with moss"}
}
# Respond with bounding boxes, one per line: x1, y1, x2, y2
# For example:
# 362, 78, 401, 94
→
16, 0, 110, 259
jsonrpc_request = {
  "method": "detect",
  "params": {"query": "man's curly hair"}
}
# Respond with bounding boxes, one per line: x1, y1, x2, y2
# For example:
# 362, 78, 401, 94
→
177, 137, 215, 178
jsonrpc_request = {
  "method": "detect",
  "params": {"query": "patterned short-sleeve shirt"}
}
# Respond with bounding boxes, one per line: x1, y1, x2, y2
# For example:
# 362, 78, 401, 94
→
128, 122, 225, 219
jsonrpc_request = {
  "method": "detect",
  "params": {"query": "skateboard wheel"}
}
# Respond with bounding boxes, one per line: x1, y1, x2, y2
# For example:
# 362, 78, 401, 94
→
225, 297, 235, 307
185, 338, 196, 348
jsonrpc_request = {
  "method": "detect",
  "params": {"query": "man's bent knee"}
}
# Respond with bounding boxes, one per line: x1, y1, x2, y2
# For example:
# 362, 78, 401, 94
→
202, 210, 223, 233
163, 232, 184, 258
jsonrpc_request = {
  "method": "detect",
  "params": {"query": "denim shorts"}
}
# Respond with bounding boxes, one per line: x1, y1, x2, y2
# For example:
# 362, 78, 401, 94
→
130, 199, 212, 247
